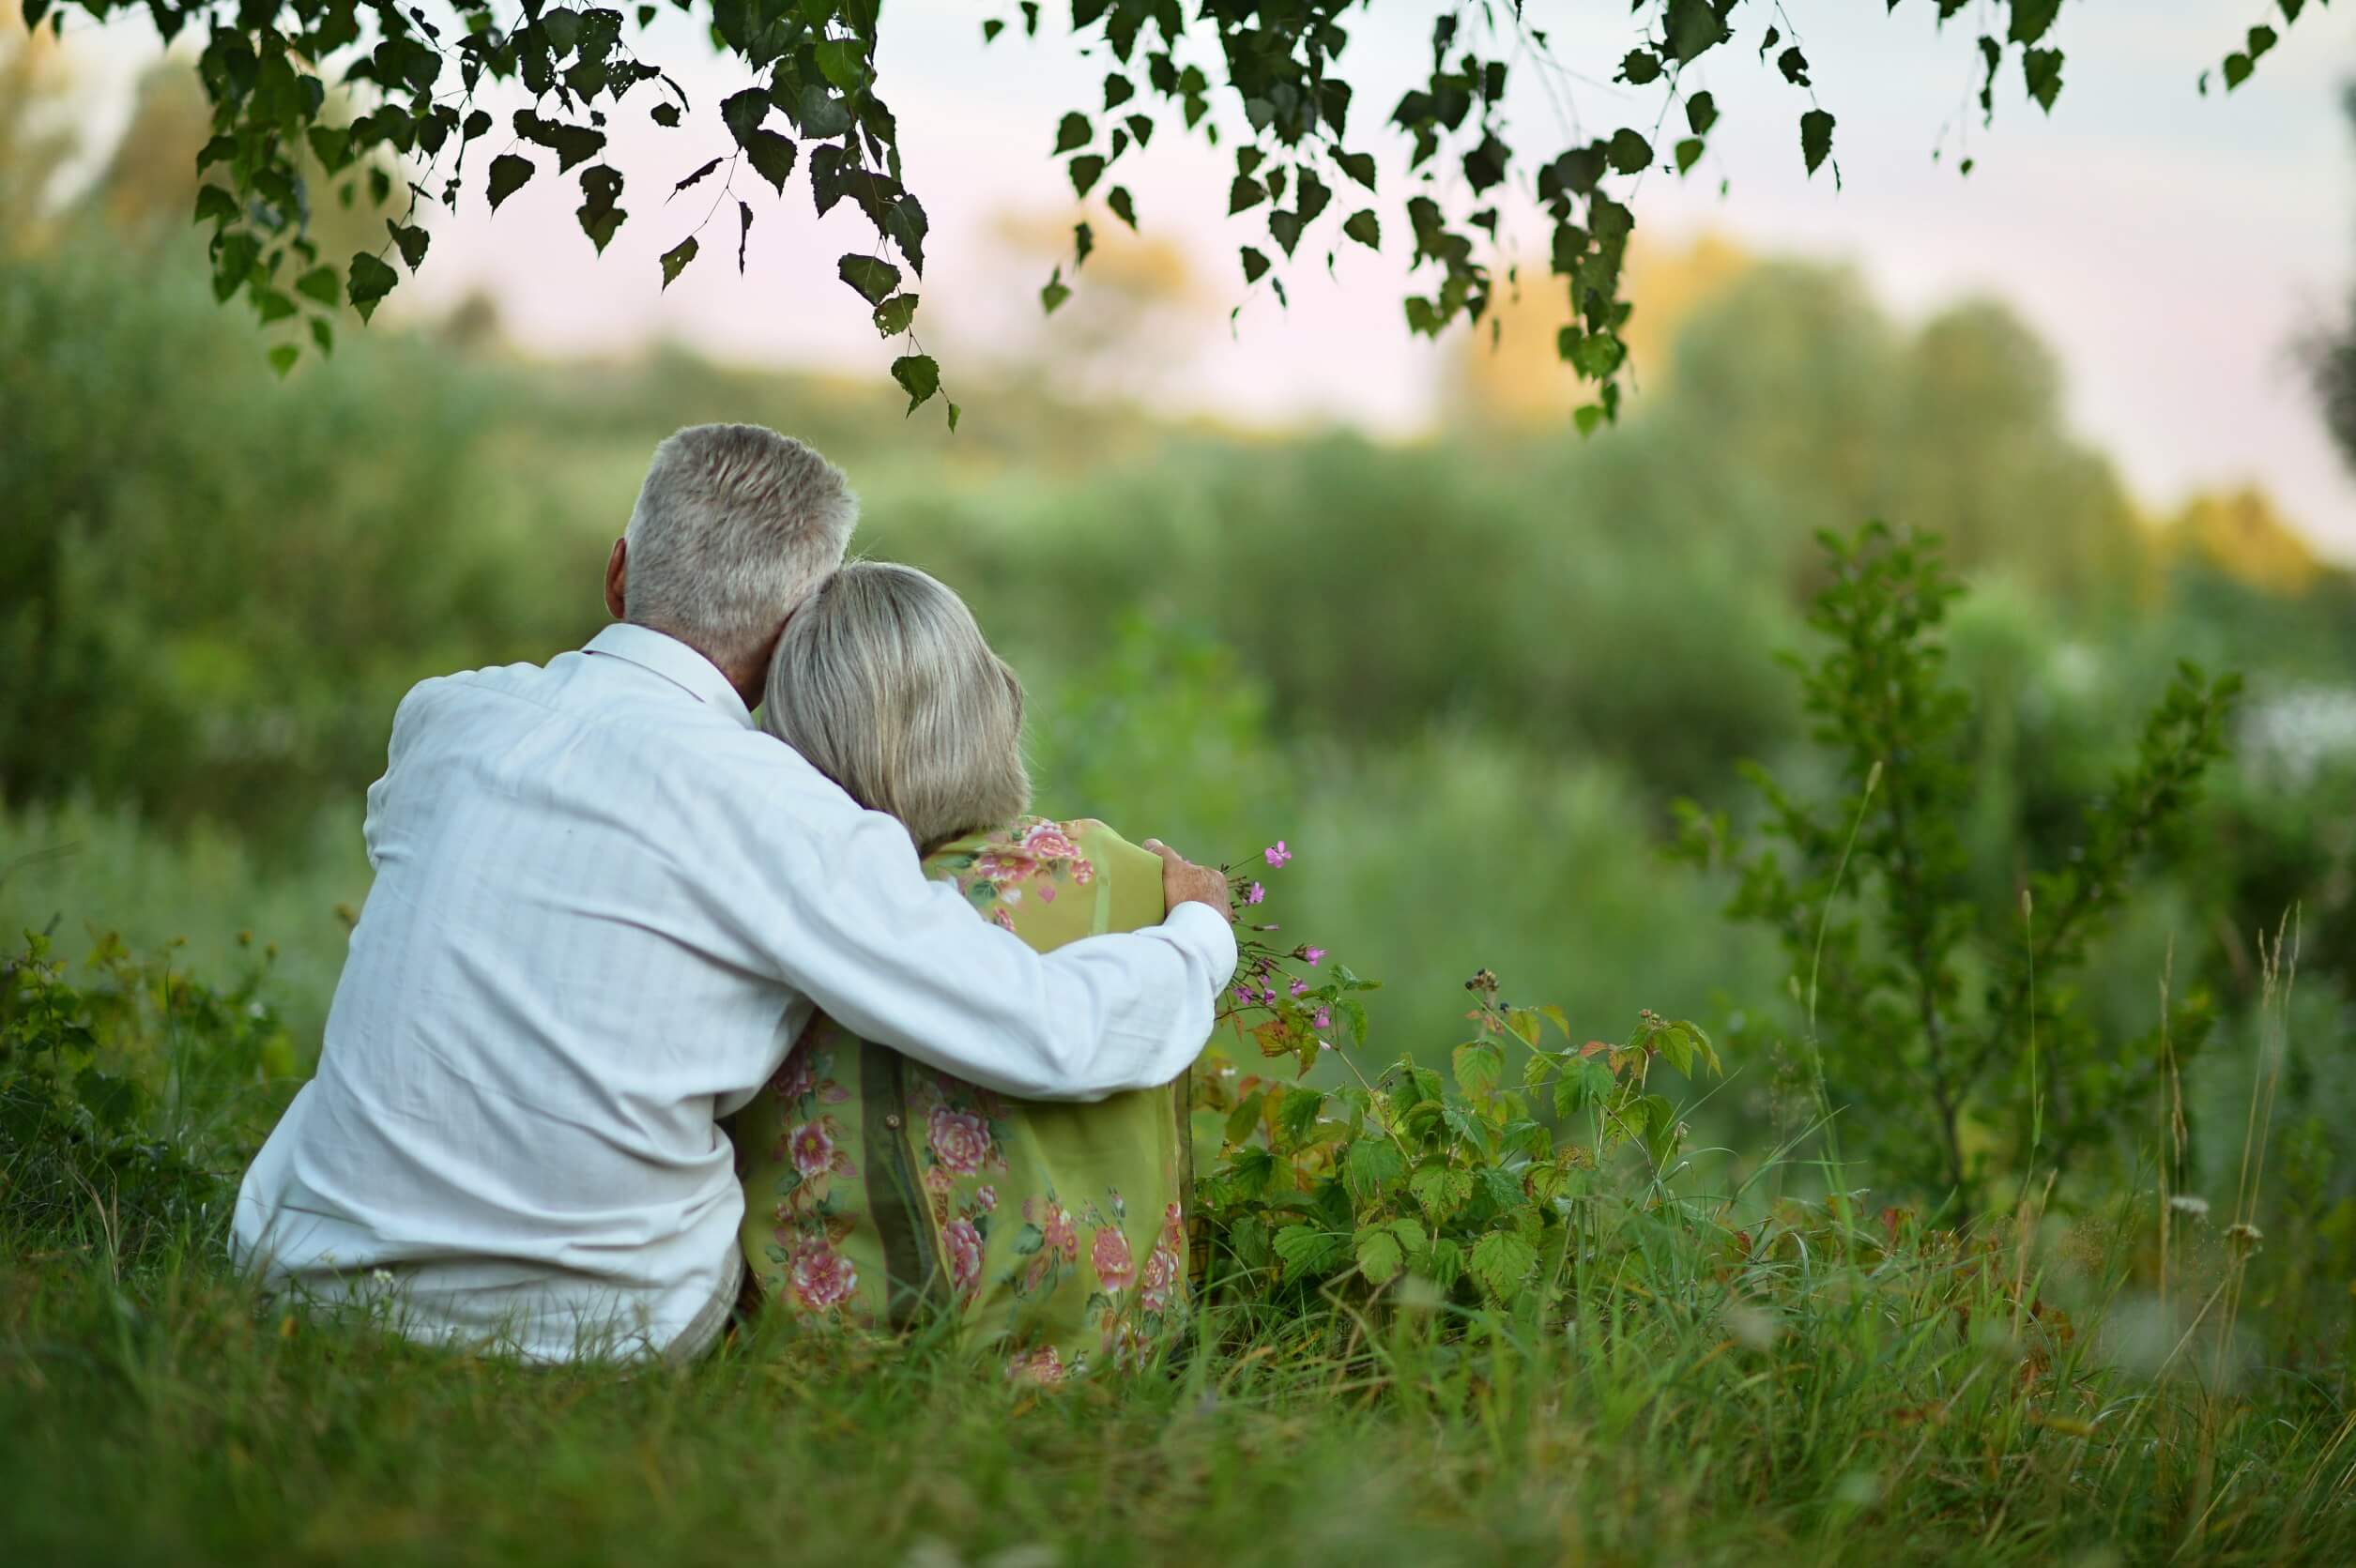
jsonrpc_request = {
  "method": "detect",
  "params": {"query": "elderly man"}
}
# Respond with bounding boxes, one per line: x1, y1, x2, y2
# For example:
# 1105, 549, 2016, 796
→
232, 424, 1236, 1362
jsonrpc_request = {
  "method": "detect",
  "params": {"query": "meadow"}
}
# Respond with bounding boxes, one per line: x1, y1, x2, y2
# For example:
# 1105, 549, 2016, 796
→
5, 917, 2350, 1565
8, 41, 2356, 1566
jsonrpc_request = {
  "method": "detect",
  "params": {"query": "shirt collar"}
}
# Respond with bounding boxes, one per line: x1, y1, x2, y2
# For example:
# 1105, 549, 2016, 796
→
583, 622, 756, 729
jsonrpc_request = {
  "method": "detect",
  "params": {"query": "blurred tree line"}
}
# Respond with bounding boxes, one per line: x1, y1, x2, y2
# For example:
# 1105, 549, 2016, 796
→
7, 36, 2356, 1225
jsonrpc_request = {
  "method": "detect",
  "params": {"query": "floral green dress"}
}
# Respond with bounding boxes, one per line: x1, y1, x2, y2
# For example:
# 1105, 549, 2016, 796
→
727, 817, 1196, 1382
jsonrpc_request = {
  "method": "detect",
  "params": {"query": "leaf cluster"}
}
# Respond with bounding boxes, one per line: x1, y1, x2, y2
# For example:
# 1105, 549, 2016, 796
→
1195, 965, 1721, 1322
30, 0, 2297, 419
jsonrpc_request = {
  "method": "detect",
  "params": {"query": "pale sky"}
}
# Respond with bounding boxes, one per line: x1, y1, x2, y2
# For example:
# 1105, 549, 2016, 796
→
57, 1, 2356, 558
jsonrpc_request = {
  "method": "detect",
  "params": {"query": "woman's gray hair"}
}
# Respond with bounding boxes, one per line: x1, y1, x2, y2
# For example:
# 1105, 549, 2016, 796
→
624, 424, 857, 673
761, 562, 1031, 855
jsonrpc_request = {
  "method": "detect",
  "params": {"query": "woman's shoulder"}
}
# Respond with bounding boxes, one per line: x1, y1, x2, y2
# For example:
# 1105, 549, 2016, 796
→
926, 816, 1167, 937
931, 816, 1156, 884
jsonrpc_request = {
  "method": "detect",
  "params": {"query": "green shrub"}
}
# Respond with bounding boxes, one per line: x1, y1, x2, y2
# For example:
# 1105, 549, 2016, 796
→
1196, 962, 1722, 1321
1675, 525, 2241, 1214
0, 229, 591, 845
1, 929, 289, 1254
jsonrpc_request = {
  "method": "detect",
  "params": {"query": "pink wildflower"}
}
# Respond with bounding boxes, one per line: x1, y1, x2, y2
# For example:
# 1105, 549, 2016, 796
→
1246, 882, 1265, 906
1263, 841, 1291, 868
1290, 979, 1308, 997
1304, 948, 1325, 966
1313, 1005, 1333, 1031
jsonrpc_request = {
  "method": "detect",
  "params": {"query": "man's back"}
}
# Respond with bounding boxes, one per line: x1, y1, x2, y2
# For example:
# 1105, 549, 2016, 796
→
234, 627, 819, 1360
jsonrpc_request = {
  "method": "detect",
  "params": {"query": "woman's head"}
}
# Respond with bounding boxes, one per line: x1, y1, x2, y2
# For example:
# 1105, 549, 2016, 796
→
761, 562, 1030, 854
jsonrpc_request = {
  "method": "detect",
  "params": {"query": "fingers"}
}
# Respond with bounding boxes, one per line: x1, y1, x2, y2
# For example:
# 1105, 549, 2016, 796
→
1143, 839, 1233, 923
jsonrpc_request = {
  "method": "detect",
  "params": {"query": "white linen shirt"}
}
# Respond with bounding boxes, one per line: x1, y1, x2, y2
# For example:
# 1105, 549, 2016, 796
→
231, 623, 1235, 1362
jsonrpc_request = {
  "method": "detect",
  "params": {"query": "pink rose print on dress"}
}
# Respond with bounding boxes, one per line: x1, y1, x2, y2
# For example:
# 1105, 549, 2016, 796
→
773, 1047, 849, 1105
1006, 1346, 1064, 1385
928, 1104, 992, 1176
1019, 824, 1080, 860
1070, 858, 1094, 885
775, 1051, 818, 1103
1140, 1241, 1182, 1317
975, 1185, 998, 1211
788, 1120, 841, 1180
943, 1218, 984, 1296
789, 1242, 858, 1310
973, 851, 1035, 883
1040, 1200, 1079, 1262
1091, 1225, 1136, 1292
989, 906, 1017, 932
1105, 1326, 1151, 1370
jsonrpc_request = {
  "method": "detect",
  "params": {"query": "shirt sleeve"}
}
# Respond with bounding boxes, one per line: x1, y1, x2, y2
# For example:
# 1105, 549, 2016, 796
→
717, 803, 1236, 1103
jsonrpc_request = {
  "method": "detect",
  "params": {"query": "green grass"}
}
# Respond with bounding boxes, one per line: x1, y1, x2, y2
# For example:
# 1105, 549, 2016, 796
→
5, 1158, 2351, 1565
0, 799, 367, 1049
3, 850, 2349, 1566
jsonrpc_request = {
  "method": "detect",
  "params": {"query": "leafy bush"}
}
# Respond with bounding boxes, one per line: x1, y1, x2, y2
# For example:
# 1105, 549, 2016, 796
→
1195, 960, 1721, 1319
0, 228, 591, 843
1675, 525, 2242, 1214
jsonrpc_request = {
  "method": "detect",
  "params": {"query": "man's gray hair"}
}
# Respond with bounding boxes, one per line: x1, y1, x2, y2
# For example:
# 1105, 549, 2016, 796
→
761, 562, 1031, 855
623, 424, 856, 671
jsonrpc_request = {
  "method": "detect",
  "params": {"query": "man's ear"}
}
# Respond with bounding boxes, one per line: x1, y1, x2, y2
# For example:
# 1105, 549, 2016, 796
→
604, 538, 628, 619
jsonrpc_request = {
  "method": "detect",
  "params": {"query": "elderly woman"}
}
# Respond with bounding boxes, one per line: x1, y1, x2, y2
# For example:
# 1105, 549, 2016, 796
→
727, 563, 1197, 1381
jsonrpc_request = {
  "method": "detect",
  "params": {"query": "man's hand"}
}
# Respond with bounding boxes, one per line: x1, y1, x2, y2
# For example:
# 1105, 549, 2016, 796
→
1143, 839, 1235, 923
